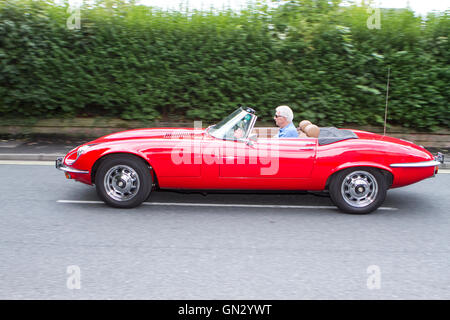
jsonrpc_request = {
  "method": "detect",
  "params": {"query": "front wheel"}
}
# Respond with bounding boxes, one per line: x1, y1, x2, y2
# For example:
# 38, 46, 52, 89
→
329, 168, 387, 214
95, 155, 152, 208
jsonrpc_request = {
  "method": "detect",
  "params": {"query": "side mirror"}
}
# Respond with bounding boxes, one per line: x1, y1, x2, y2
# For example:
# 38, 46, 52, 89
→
244, 134, 257, 147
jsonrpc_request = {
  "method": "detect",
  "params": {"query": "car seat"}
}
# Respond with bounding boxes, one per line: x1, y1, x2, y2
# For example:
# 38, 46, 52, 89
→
304, 124, 320, 138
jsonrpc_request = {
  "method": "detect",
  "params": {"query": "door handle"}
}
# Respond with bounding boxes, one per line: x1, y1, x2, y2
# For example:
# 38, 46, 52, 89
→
298, 147, 315, 150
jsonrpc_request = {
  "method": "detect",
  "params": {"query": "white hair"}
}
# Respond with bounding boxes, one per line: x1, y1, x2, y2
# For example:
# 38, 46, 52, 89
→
276, 105, 294, 123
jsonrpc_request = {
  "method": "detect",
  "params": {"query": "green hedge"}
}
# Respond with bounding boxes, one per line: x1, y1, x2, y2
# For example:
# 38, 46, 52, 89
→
0, 0, 449, 130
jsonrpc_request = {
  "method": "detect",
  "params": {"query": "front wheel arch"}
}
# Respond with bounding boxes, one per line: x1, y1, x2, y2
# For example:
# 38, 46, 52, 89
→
91, 152, 157, 187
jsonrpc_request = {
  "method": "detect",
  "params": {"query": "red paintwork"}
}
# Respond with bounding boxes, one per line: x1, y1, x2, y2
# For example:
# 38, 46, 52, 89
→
63, 127, 436, 190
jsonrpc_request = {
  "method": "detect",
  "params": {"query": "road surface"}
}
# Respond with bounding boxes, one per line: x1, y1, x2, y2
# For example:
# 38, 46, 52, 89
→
0, 163, 449, 299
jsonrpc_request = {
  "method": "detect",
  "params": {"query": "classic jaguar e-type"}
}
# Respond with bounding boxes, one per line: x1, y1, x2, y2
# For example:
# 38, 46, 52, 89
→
56, 107, 444, 214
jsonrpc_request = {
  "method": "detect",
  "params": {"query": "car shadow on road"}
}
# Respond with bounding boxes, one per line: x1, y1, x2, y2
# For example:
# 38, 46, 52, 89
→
62, 187, 431, 217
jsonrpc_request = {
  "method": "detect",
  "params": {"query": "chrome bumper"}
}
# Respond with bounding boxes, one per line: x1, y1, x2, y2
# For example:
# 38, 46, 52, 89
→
435, 152, 444, 164
56, 157, 89, 174
390, 152, 444, 168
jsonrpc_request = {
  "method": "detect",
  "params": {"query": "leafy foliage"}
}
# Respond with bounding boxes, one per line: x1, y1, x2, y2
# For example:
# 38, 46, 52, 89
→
0, 0, 448, 130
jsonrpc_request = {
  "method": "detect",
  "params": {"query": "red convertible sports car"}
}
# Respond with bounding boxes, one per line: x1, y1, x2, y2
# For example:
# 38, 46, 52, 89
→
56, 107, 444, 214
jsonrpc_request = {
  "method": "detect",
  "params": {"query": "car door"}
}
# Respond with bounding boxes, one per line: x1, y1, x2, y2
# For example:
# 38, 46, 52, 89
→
219, 138, 316, 179
148, 137, 203, 177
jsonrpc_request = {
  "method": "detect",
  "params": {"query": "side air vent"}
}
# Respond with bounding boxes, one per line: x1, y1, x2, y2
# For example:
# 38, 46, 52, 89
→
164, 132, 194, 139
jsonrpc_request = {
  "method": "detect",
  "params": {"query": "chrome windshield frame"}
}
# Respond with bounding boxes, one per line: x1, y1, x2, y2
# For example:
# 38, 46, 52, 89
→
207, 108, 258, 142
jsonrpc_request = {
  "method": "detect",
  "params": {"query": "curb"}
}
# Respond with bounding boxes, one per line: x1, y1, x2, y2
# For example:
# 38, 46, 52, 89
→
0, 153, 448, 169
0, 153, 64, 161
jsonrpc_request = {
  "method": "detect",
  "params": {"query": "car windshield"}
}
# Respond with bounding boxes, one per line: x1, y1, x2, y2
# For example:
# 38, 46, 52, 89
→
208, 107, 256, 141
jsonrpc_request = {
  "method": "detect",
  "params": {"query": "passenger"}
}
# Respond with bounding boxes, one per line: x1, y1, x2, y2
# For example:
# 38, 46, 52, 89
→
273, 105, 299, 138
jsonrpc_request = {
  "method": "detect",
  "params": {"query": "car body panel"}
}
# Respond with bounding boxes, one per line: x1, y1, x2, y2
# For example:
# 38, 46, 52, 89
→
59, 110, 440, 193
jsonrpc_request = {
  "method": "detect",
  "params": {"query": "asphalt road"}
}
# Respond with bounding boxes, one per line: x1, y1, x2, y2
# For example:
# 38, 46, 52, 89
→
1, 163, 449, 299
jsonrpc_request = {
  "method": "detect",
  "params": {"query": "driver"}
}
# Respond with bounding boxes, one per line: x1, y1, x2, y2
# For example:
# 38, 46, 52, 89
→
227, 114, 252, 140
233, 127, 245, 139
273, 105, 299, 138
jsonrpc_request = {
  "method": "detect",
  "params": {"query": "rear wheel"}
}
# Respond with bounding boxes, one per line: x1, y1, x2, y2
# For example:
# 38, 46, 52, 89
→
329, 167, 387, 214
95, 155, 152, 208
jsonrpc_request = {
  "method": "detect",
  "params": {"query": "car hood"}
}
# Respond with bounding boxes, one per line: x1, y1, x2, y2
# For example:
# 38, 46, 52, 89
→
93, 127, 205, 143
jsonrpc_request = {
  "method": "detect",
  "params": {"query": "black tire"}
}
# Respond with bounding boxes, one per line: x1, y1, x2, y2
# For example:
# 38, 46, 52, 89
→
95, 155, 152, 208
329, 167, 387, 214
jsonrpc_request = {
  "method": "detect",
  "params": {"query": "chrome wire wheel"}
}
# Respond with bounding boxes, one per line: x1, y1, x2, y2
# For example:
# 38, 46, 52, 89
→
103, 165, 140, 202
340, 171, 379, 208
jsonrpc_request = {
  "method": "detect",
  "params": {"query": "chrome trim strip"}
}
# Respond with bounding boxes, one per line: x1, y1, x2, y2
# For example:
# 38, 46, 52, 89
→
390, 160, 442, 168
297, 142, 316, 146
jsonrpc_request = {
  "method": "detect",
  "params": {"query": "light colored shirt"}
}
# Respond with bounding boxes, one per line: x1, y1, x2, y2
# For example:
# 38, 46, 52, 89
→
277, 122, 299, 138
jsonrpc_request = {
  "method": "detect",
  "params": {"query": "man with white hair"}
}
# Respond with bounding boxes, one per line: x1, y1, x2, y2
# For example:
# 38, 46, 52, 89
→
274, 105, 299, 138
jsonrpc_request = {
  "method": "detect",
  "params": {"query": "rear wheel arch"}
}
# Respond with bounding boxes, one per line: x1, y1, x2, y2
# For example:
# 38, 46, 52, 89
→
91, 152, 157, 187
325, 166, 393, 190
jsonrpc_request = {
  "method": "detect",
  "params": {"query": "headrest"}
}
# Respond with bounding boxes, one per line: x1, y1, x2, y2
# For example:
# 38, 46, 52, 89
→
304, 124, 320, 138
299, 120, 312, 131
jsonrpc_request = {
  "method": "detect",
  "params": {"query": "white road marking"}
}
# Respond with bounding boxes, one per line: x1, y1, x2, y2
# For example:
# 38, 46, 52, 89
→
57, 200, 399, 211
58, 200, 102, 204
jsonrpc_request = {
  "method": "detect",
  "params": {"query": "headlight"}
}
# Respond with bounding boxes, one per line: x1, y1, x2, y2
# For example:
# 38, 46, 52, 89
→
65, 144, 97, 165
77, 145, 91, 158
